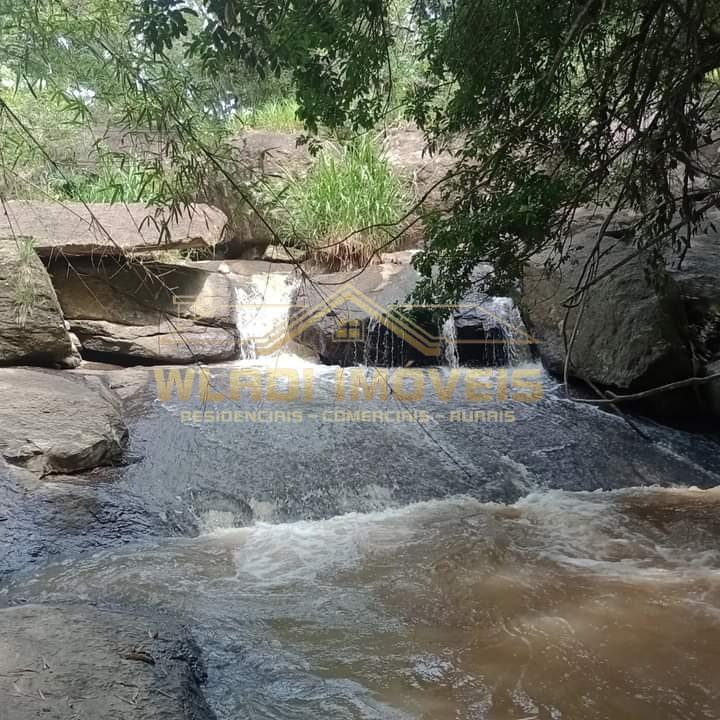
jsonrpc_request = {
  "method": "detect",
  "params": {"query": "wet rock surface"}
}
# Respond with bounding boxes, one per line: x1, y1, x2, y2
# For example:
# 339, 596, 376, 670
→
0, 603, 215, 720
1, 361, 719, 719
0, 368, 128, 477
288, 262, 425, 366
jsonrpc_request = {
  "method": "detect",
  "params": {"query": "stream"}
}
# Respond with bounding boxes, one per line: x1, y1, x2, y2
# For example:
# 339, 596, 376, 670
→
2, 353, 720, 718
2, 281, 720, 718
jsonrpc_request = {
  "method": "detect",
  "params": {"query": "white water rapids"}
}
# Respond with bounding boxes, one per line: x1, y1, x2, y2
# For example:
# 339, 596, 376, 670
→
3, 272, 719, 719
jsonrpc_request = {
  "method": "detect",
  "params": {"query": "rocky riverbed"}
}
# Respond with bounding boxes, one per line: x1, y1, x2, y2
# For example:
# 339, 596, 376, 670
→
0, 190, 719, 718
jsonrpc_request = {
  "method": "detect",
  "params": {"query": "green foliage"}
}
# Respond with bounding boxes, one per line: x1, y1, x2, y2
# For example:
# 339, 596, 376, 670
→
47, 158, 160, 203
132, 0, 720, 304
0, 0, 235, 212
0, 87, 86, 198
273, 135, 408, 269
134, 0, 395, 133
234, 98, 302, 132
4, 0, 720, 307
13, 236, 36, 327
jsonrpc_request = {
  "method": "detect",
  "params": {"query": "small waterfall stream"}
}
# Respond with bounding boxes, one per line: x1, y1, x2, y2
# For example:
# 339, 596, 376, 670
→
234, 272, 298, 360
359, 296, 532, 369
442, 314, 460, 368
458, 295, 533, 366
441, 294, 533, 368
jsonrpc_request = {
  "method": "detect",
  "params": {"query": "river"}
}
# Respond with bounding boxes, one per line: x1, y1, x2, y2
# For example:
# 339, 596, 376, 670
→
2, 353, 720, 718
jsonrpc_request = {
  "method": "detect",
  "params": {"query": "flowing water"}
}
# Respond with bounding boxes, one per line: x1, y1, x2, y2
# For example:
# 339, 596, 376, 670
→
4, 488, 720, 719
234, 272, 297, 360
2, 290, 720, 719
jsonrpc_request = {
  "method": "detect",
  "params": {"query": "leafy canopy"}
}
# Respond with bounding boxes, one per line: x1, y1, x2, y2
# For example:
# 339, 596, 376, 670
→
4, 0, 720, 303
132, 0, 720, 301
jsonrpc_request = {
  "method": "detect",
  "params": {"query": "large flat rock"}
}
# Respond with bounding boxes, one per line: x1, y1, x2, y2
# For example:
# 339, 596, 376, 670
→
0, 604, 213, 720
0, 368, 128, 476
0, 241, 79, 368
73, 319, 238, 364
0, 201, 227, 257
48, 257, 239, 364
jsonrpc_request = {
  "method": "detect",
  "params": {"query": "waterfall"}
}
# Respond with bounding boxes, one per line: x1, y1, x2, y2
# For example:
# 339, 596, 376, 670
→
442, 314, 460, 368
445, 294, 533, 368
360, 294, 532, 369
235, 272, 297, 360
363, 316, 407, 367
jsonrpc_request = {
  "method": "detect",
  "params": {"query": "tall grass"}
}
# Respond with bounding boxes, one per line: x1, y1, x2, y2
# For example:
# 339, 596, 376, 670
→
47, 159, 160, 203
275, 135, 408, 269
235, 98, 303, 132
13, 236, 37, 327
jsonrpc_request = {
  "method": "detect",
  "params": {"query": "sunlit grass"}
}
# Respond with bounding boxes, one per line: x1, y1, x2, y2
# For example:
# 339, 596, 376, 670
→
47, 159, 159, 203
236, 98, 303, 132
273, 134, 408, 269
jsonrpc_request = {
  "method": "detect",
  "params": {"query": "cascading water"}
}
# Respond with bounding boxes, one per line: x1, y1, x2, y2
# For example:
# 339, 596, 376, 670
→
6, 262, 720, 720
360, 294, 531, 369
441, 314, 460, 368
235, 272, 298, 360
441, 294, 533, 368
363, 317, 405, 367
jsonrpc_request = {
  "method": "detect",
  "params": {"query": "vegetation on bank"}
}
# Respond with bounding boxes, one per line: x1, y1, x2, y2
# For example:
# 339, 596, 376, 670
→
231, 98, 303, 133
273, 135, 408, 269
2, 1, 720, 294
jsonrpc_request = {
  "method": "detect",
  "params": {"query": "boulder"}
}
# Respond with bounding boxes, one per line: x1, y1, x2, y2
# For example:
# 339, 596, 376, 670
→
47, 257, 239, 364
232, 129, 312, 177
0, 239, 79, 368
262, 244, 308, 263
72, 319, 237, 364
288, 256, 529, 367
0, 201, 227, 257
203, 131, 311, 258
520, 208, 692, 392
706, 359, 720, 416
385, 125, 457, 211
226, 127, 455, 204
669, 210, 720, 366
0, 604, 213, 720
0, 368, 128, 476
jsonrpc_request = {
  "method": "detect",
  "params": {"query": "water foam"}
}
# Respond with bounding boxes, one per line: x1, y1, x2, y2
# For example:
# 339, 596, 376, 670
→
235, 271, 297, 360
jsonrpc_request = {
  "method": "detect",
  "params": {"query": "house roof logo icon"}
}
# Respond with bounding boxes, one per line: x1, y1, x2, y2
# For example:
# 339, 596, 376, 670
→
233, 284, 537, 358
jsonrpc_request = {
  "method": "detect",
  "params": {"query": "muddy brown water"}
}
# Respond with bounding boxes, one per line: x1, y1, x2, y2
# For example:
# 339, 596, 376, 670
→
2, 362, 720, 719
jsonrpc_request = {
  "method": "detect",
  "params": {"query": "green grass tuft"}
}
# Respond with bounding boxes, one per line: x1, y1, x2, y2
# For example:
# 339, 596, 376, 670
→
47, 159, 160, 203
13, 236, 37, 327
273, 134, 408, 269
236, 98, 303, 132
